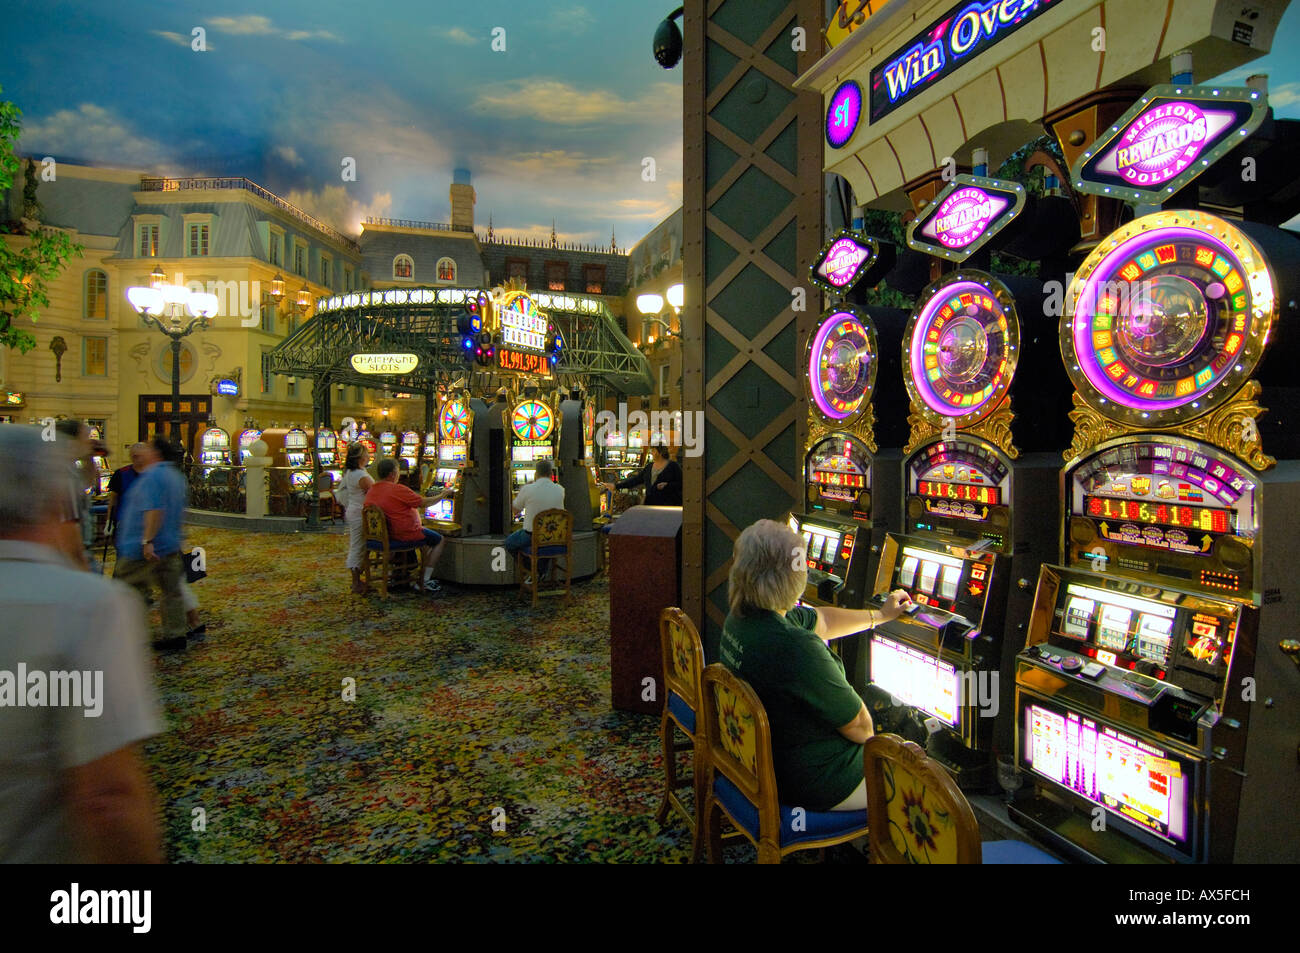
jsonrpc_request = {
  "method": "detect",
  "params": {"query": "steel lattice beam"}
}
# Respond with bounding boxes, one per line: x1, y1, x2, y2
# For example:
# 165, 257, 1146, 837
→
267, 287, 652, 396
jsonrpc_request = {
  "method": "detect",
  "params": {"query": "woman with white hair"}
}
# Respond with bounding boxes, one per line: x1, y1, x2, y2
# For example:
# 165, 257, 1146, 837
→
718, 518, 912, 811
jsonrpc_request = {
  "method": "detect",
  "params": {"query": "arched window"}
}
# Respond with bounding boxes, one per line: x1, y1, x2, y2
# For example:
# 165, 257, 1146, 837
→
84, 270, 108, 320
437, 257, 456, 282
393, 255, 414, 280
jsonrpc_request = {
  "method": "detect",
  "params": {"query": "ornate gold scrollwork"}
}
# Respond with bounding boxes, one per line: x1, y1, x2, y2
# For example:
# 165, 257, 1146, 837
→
1066, 384, 1275, 471
904, 396, 1017, 459
808, 405, 876, 455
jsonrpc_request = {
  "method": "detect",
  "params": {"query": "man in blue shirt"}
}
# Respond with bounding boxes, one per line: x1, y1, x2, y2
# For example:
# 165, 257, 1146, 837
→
114, 438, 189, 650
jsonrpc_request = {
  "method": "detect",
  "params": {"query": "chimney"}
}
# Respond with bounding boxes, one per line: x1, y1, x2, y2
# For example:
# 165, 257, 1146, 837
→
450, 168, 475, 231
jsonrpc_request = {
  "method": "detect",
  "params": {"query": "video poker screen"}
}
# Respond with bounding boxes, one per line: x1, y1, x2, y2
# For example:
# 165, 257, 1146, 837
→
870, 634, 959, 727
1022, 699, 1190, 845
425, 499, 454, 522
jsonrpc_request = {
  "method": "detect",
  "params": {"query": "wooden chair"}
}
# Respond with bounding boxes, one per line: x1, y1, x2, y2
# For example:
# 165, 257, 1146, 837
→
362, 504, 420, 598
655, 608, 708, 861
699, 664, 869, 864
316, 471, 337, 525
862, 733, 1061, 864
516, 508, 573, 607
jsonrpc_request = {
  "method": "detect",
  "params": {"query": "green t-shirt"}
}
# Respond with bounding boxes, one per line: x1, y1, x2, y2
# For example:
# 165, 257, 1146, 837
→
718, 606, 865, 810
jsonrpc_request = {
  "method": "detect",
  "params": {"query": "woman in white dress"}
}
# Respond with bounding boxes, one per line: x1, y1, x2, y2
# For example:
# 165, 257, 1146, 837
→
338, 443, 374, 593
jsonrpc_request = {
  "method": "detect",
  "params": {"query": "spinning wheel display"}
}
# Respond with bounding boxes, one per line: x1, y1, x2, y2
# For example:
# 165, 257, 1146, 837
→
1062, 210, 1275, 427
903, 272, 1019, 428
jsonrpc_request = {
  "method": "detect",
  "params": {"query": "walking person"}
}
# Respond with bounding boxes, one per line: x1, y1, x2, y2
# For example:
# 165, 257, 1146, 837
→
55, 418, 97, 569
0, 424, 164, 862
109, 442, 206, 639
337, 442, 375, 594
113, 437, 190, 650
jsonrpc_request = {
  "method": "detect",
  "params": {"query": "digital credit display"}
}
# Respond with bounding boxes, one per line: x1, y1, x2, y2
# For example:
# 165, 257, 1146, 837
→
1085, 495, 1233, 534
917, 480, 1000, 505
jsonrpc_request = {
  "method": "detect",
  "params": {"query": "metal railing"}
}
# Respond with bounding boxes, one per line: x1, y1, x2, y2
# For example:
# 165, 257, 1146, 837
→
139, 176, 360, 252
363, 217, 475, 233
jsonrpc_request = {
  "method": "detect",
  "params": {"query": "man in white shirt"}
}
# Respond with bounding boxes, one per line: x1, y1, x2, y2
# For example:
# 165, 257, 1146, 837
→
0, 424, 164, 862
504, 458, 566, 579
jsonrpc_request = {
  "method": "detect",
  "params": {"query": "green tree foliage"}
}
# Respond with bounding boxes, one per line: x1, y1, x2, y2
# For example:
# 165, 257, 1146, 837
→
860, 206, 914, 310
990, 133, 1066, 276
0, 86, 82, 353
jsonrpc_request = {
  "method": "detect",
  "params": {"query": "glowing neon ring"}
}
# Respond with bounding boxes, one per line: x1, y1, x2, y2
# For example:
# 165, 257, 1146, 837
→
903, 272, 1019, 427
439, 399, 470, 440
511, 400, 553, 441
806, 308, 877, 424
1063, 211, 1275, 426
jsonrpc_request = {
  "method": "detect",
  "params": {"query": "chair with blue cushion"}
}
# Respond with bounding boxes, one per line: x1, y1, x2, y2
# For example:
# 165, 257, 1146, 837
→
517, 508, 572, 607
362, 503, 420, 598
862, 733, 1061, 864
654, 607, 714, 862
699, 664, 870, 864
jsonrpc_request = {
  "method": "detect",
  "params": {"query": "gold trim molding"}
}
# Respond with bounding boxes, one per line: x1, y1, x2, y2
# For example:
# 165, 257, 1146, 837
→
1066, 384, 1275, 471
808, 406, 876, 455
904, 396, 1018, 459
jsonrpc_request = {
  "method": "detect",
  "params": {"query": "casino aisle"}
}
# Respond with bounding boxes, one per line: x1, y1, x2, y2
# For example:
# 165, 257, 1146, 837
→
136, 528, 693, 863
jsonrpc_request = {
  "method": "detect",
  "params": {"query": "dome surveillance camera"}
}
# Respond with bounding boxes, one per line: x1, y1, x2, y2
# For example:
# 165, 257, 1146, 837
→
653, 14, 683, 69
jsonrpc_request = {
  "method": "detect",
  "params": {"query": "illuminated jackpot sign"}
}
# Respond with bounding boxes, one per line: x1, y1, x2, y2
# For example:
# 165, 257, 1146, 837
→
808, 230, 893, 296
496, 290, 548, 353
498, 349, 552, 377
350, 353, 419, 375
216, 378, 240, 396
1073, 85, 1266, 203
826, 81, 863, 148
906, 175, 1024, 262
870, 0, 1062, 123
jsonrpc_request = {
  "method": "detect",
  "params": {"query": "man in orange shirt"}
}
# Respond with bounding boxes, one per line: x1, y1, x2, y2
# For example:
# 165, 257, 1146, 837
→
364, 458, 452, 593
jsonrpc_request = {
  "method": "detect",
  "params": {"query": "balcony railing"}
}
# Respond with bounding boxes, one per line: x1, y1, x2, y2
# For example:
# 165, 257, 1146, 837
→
139, 176, 360, 252
363, 217, 474, 233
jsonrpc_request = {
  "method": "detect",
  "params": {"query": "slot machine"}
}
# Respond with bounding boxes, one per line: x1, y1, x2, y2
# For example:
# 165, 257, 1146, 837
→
505, 396, 558, 531
284, 426, 312, 490
626, 430, 645, 469
86, 425, 111, 496
315, 427, 340, 486
379, 431, 398, 461
794, 305, 885, 612
863, 271, 1065, 788
1011, 209, 1300, 863
198, 426, 231, 467
424, 396, 475, 535
355, 430, 378, 460
558, 396, 593, 531
238, 428, 262, 464
423, 428, 438, 476
400, 430, 420, 470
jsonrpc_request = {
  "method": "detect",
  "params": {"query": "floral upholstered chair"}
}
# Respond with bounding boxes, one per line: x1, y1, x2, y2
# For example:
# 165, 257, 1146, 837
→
862, 734, 1060, 864
655, 608, 709, 861
699, 664, 869, 864
518, 508, 573, 606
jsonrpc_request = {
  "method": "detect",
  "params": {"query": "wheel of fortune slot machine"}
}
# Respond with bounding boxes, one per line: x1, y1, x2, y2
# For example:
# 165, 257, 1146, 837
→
855, 266, 1066, 790
1011, 207, 1300, 864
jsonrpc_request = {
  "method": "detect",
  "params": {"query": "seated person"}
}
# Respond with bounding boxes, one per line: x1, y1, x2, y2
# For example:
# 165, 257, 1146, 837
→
718, 518, 912, 811
603, 443, 682, 506
364, 458, 452, 594
504, 458, 566, 579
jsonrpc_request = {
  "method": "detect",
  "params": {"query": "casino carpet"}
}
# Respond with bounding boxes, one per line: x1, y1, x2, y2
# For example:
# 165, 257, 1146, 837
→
134, 527, 722, 864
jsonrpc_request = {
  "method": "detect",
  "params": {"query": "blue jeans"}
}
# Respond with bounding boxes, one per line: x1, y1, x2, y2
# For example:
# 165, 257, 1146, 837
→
504, 529, 549, 575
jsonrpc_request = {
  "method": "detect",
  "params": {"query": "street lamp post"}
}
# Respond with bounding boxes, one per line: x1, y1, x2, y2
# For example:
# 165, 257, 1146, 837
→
126, 280, 219, 452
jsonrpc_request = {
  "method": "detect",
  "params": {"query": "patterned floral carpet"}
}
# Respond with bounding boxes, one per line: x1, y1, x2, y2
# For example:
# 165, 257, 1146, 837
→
133, 526, 713, 863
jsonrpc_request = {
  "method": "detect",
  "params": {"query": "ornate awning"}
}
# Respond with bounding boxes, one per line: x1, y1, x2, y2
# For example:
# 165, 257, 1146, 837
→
267, 286, 652, 395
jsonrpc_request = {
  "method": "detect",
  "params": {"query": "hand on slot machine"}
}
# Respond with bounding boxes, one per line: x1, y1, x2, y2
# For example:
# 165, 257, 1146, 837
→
878, 589, 915, 624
